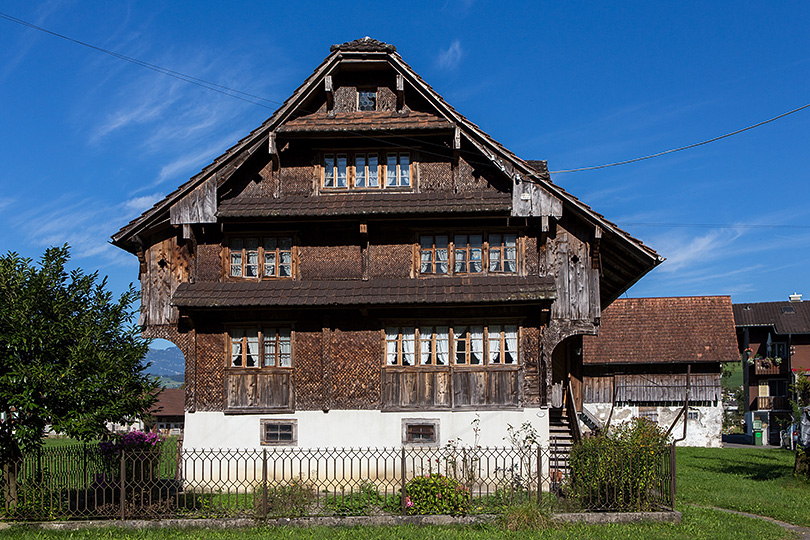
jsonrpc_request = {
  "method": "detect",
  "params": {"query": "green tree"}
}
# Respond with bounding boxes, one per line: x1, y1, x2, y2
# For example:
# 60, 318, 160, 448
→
0, 246, 157, 503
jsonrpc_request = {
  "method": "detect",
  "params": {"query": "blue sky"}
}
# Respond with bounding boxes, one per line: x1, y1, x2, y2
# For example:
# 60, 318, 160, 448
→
1, 1, 808, 321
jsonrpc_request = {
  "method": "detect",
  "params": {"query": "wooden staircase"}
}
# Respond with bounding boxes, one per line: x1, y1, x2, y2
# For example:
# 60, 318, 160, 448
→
549, 407, 575, 477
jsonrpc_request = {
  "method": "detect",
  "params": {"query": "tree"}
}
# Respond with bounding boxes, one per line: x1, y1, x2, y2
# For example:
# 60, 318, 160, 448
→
0, 246, 157, 492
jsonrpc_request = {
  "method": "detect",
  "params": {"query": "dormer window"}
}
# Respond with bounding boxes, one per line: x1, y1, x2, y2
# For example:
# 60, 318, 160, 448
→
321, 151, 412, 191
358, 90, 377, 111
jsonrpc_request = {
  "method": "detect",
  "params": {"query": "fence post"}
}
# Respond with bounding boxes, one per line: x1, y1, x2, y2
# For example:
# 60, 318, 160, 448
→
119, 450, 126, 520
262, 448, 268, 520
669, 442, 676, 509
400, 447, 407, 515
536, 445, 542, 505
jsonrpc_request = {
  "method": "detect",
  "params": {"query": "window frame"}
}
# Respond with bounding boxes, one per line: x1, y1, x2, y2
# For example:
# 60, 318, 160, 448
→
260, 419, 298, 446
418, 232, 521, 276
384, 323, 519, 368
319, 150, 413, 192
227, 326, 294, 370
357, 89, 377, 112
402, 419, 440, 446
226, 235, 295, 280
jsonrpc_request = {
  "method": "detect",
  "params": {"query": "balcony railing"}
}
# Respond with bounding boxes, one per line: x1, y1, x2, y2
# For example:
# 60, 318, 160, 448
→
753, 358, 786, 376
756, 396, 790, 410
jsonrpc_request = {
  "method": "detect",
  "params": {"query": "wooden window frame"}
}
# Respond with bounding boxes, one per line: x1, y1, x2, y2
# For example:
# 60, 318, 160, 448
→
228, 326, 294, 370
384, 152, 411, 188
260, 419, 298, 446
419, 235, 449, 275
384, 323, 519, 368
357, 89, 377, 112
418, 232, 520, 277
402, 419, 440, 446
320, 151, 412, 192
226, 236, 294, 280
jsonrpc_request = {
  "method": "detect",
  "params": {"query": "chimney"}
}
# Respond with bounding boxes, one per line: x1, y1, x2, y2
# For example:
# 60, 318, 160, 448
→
789, 292, 802, 302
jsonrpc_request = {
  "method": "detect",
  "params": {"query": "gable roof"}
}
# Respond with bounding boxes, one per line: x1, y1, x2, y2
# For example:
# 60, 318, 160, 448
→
111, 38, 661, 304
583, 296, 739, 365
149, 388, 184, 417
733, 300, 810, 334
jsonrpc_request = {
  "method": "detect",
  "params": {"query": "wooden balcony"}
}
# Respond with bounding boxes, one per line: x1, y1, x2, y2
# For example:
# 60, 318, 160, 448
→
756, 396, 790, 411
753, 358, 787, 376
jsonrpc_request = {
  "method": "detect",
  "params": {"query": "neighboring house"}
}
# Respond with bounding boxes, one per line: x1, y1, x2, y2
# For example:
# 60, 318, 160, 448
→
581, 296, 738, 447
148, 388, 185, 435
111, 38, 660, 450
733, 294, 810, 445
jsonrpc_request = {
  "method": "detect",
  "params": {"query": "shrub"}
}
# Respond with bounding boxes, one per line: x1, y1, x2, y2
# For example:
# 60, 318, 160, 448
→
324, 481, 383, 516
568, 417, 670, 511
404, 473, 470, 515
255, 480, 315, 518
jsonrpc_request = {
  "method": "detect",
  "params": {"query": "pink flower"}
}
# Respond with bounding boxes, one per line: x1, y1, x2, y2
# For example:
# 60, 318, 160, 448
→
405, 496, 414, 508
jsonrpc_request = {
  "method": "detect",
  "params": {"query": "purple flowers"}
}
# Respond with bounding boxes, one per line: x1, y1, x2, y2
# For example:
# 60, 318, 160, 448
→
99, 430, 162, 457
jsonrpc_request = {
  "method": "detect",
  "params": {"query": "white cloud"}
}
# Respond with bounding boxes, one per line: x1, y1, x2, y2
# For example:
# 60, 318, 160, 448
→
122, 193, 164, 214
0, 197, 14, 213
437, 40, 463, 70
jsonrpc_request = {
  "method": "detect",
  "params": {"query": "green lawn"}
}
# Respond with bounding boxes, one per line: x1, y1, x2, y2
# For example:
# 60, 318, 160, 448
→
676, 446, 810, 527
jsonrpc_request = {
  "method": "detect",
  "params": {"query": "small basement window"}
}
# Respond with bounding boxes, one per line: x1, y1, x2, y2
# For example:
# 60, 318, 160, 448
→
261, 419, 297, 446
687, 411, 700, 421
403, 419, 439, 446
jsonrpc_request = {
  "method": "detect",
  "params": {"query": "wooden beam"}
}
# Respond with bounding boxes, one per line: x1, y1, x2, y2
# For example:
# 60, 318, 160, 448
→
325, 75, 334, 112
396, 74, 404, 112
268, 131, 277, 156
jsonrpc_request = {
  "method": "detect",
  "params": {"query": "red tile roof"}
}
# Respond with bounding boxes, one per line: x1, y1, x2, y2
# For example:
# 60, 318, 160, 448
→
733, 300, 810, 334
217, 191, 512, 218
172, 276, 555, 308
149, 388, 184, 417
583, 296, 739, 365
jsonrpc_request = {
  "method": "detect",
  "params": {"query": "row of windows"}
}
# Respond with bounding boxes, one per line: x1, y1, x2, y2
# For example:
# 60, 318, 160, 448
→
420, 233, 518, 275
229, 324, 519, 369
226, 233, 520, 279
385, 325, 518, 366
323, 152, 411, 189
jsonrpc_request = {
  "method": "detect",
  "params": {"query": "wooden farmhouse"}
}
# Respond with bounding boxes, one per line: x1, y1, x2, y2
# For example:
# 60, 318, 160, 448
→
581, 296, 738, 447
112, 38, 661, 450
734, 294, 810, 445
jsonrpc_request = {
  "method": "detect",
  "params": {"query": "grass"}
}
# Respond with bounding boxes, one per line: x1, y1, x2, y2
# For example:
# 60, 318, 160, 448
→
676, 446, 810, 527
0, 505, 789, 539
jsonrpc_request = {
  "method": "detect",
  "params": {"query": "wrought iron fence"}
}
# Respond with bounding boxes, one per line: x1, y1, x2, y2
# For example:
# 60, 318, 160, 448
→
1, 441, 674, 521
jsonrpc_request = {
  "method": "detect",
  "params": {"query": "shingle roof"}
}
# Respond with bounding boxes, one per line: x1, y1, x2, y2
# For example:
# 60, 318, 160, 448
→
149, 388, 184, 417
172, 276, 555, 308
733, 300, 810, 334
278, 111, 452, 133
217, 192, 512, 219
582, 296, 739, 365
330, 37, 396, 53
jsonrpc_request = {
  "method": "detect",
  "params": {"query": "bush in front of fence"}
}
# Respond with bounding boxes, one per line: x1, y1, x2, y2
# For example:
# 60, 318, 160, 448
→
404, 473, 470, 515
568, 418, 670, 511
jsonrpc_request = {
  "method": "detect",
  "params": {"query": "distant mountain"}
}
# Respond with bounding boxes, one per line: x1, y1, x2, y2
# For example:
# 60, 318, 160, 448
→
143, 347, 185, 381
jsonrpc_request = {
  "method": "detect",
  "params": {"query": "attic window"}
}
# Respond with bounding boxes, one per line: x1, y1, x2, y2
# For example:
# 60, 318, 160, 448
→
358, 90, 376, 111
782, 306, 796, 314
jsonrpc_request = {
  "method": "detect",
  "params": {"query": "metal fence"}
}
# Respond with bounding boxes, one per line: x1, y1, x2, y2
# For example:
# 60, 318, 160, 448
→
1, 441, 675, 521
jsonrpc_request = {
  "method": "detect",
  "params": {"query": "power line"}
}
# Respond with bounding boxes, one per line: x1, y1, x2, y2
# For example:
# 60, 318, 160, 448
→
548, 102, 810, 174
3, 10, 809, 178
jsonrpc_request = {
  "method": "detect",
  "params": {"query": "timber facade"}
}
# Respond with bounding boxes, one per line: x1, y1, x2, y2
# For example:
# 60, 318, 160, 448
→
112, 38, 660, 449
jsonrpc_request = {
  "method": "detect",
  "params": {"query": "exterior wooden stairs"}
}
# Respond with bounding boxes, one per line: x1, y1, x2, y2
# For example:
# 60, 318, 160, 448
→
549, 407, 576, 478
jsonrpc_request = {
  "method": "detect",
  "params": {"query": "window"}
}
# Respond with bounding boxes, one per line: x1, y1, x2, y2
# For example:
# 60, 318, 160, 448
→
358, 90, 377, 111
322, 151, 410, 190
385, 324, 518, 367
419, 233, 519, 275
769, 342, 788, 360
261, 419, 297, 446
687, 411, 700, 421
402, 419, 439, 446
230, 327, 292, 368
638, 409, 659, 423
385, 153, 410, 187
229, 237, 293, 279
420, 235, 449, 274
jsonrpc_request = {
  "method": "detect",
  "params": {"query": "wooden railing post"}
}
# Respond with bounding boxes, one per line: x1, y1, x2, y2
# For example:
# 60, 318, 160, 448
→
119, 450, 126, 520
400, 447, 407, 515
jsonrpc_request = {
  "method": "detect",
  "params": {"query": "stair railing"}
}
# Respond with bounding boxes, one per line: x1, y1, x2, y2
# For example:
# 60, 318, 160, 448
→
566, 376, 582, 443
